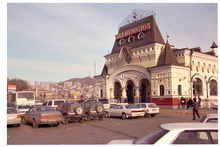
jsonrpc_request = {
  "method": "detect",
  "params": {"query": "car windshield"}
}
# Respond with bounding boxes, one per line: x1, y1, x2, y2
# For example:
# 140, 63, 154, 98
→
125, 104, 136, 109
7, 108, 18, 114
37, 107, 56, 112
147, 103, 158, 108
17, 105, 31, 109
134, 129, 169, 144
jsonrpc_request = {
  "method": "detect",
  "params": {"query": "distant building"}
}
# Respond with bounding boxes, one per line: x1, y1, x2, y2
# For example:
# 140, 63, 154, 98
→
64, 81, 72, 88
94, 9, 218, 109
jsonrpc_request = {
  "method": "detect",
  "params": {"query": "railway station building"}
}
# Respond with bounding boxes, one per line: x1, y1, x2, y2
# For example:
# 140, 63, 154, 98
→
94, 10, 218, 109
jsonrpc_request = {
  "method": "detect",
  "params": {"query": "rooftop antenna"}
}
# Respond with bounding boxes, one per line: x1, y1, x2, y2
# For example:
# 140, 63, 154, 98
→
166, 32, 169, 43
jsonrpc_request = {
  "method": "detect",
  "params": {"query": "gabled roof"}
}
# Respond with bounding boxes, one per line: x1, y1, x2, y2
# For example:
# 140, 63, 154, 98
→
110, 15, 165, 55
118, 46, 133, 60
157, 41, 179, 66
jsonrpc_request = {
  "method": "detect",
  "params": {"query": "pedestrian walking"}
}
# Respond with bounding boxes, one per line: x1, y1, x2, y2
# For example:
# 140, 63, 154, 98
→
192, 98, 200, 120
187, 98, 193, 109
180, 97, 186, 109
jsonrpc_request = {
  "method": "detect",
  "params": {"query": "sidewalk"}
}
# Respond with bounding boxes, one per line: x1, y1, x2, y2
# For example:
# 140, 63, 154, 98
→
160, 108, 218, 115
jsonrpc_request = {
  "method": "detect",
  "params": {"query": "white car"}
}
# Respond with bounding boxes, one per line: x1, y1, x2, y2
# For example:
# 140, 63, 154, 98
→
15, 104, 32, 116
7, 107, 21, 127
200, 114, 218, 123
134, 103, 160, 117
108, 122, 218, 144
42, 99, 66, 108
105, 103, 145, 119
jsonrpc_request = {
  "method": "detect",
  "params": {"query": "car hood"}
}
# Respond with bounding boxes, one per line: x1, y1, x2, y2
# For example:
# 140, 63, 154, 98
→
108, 139, 135, 144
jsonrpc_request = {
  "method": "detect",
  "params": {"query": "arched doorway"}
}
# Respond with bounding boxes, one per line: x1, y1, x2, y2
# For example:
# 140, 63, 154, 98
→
114, 82, 122, 103
140, 78, 151, 102
126, 80, 134, 103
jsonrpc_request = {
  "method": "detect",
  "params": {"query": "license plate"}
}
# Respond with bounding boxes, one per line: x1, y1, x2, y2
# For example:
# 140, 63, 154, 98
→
152, 109, 156, 111
8, 117, 14, 119
49, 119, 56, 122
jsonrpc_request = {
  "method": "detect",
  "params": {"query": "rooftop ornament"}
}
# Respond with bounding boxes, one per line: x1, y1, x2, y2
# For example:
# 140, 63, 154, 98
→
118, 9, 156, 30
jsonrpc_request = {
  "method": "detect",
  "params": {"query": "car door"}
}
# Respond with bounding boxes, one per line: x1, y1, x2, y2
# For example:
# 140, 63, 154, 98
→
25, 107, 34, 123
108, 105, 118, 116
114, 105, 123, 117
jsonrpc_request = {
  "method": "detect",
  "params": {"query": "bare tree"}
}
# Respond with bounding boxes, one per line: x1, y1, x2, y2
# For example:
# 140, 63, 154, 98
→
7, 77, 30, 91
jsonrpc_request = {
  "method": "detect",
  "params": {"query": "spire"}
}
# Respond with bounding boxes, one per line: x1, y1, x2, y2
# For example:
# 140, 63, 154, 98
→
210, 42, 218, 56
157, 41, 178, 66
210, 42, 218, 48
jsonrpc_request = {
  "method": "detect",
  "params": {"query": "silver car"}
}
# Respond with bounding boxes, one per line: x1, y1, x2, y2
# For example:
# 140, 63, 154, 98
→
134, 103, 160, 117
200, 113, 218, 123
7, 107, 21, 127
22, 106, 63, 128
108, 122, 218, 144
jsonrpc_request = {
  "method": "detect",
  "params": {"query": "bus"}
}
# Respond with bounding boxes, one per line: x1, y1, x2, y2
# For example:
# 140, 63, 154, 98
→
15, 91, 35, 106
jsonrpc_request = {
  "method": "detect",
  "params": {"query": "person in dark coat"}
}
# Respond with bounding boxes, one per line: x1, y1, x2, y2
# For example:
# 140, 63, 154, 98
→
180, 97, 186, 109
187, 98, 193, 109
192, 98, 200, 120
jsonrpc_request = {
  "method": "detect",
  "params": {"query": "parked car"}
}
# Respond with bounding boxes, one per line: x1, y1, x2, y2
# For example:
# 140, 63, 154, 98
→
105, 103, 145, 119
200, 114, 218, 123
7, 102, 15, 107
7, 107, 21, 127
108, 122, 218, 144
15, 104, 32, 116
56, 102, 86, 124
42, 99, 66, 108
134, 103, 160, 117
86, 98, 117, 110
35, 99, 43, 106
81, 101, 105, 121
21, 106, 63, 128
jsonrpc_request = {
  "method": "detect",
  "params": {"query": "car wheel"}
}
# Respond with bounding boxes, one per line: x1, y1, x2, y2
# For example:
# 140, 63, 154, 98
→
75, 107, 83, 115
95, 105, 104, 113
121, 113, 127, 119
86, 114, 91, 121
21, 117, 27, 125
32, 119, 38, 129
105, 112, 110, 118
78, 118, 84, 123
63, 115, 68, 124
54, 123, 59, 127
99, 116, 104, 120
151, 114, 155, 117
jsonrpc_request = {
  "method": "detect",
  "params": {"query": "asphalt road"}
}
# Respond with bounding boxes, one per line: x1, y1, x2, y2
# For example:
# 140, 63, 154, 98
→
7, 112, 202, 145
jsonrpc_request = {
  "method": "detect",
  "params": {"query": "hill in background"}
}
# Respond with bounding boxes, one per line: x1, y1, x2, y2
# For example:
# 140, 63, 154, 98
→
59, 76, 95, 86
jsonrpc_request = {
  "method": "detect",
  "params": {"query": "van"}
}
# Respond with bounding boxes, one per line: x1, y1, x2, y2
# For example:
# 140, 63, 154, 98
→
42, 99, 66, 108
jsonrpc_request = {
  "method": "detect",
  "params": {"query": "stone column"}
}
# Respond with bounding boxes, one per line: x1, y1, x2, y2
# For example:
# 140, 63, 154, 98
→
134, 86, 140, 103
121, 87, 127, 103
109, 88, 114, 99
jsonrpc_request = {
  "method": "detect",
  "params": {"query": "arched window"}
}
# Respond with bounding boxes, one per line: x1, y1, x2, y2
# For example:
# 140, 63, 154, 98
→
210, 80, 217, 96
160, 85, 164, 96
193, 78, 203, 96
178, 85, 182, 95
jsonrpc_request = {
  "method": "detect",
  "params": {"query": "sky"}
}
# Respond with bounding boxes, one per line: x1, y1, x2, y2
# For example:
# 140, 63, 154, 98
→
5, 1, 218, 85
